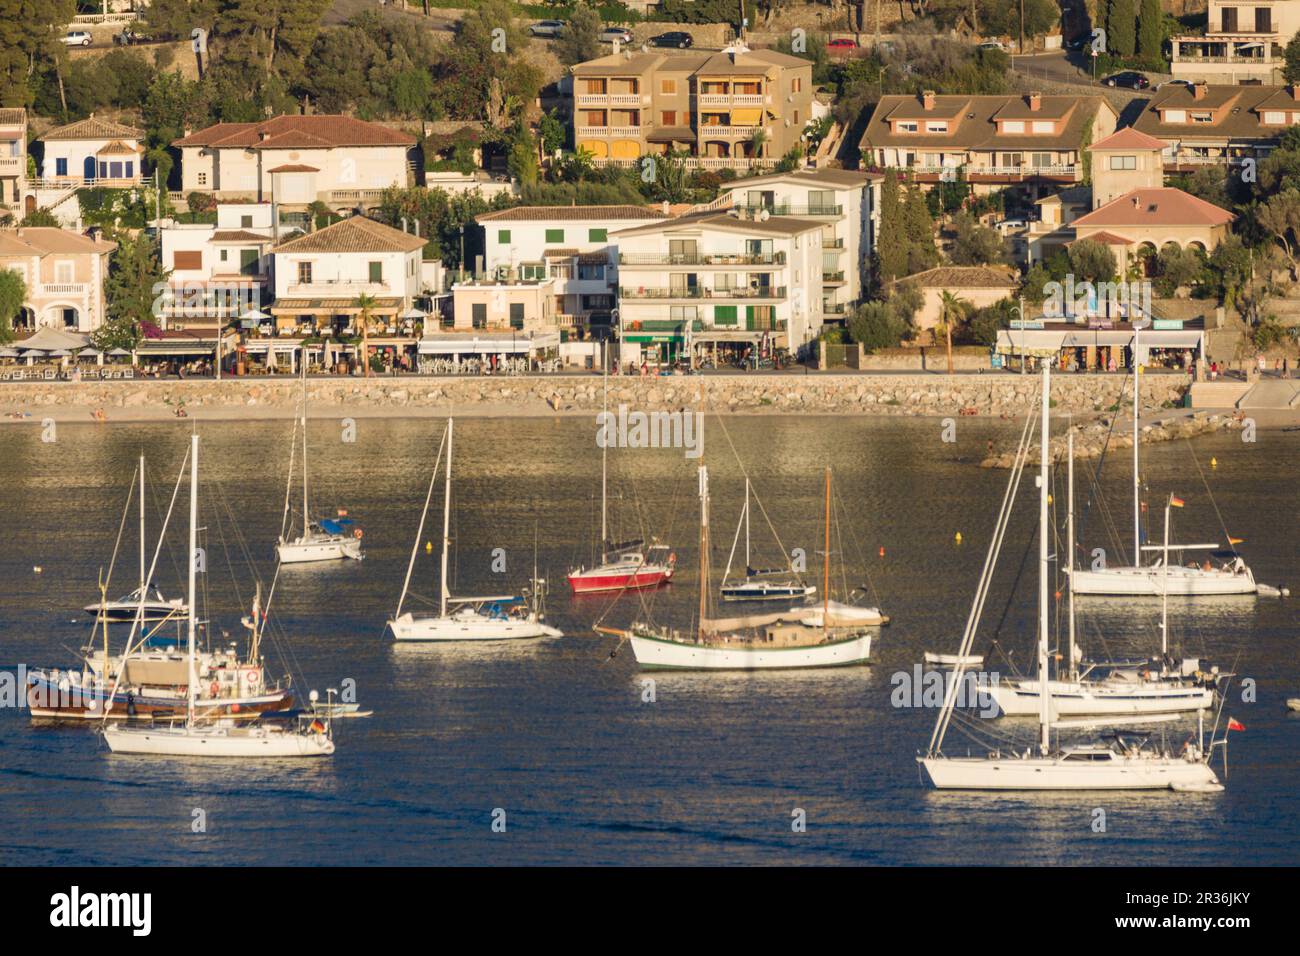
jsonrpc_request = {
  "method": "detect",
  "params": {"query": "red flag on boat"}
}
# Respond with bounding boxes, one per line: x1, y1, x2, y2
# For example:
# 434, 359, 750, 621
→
1228, 718, 1246, 732
309, 718, 326, 733
1169, 496, 1185, 508
337, 509, 348, 517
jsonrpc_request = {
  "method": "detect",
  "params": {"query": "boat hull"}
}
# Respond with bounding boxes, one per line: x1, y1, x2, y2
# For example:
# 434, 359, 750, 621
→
389, 613, 562, 642
277, 535, 363, 564
628, 631, 871, 670
83, 601, 186, 622
988, 679, 1215, 716
1069, 566, 1256, 596
26, 672, 291, 721
919, 754, 1221, 790
104, 724, 334, 757
568, 565, 673, 594
721, 584, 816, 602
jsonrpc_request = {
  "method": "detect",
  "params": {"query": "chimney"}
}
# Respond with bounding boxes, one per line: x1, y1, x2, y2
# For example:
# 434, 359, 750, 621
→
1292, 85, 1300, 101
1131, 196, 1140, 208
661, 200, 670, 216
259, 131, 271, 141
1192, 82, 1208, 100
922, 90, 936, 111
1028, 91, 1042, 112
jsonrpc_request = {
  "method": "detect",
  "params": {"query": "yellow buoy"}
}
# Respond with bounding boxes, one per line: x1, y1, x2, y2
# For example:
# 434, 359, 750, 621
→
1211, 457, 1218, 469
955, 532, 963, 544
425, 541, 433, 553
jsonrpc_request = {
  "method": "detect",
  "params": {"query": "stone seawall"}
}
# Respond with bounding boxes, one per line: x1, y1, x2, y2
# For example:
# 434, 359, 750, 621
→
0, 373, 1191, 420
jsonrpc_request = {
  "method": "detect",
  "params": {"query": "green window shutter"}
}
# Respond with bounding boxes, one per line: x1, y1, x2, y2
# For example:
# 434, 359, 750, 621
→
240, 249, 258, 276
714, 305, 737, 325
509, 303, 525, 329
589, 228, 607, 242
745, 306, 754, 330
545, 228, 565, 243
498, 229, 511, 243
369, 261, 383, 283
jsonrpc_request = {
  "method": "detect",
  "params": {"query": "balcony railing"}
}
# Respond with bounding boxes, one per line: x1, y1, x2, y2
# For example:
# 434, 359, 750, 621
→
286, 280, 390, 296
619, 252, 785, 266
41, 283, 87, 296
575, 93, 646, 106
576, 126, 643, 137
696, 93, 767, 106
822, 271, 846, 283
895, 164, 1077, 178
326, 188, 389, 205
0, 157, 23, 175
823, 238, 846, 249
698, 125, 762, 139
620, 286, 786, 299
740, 203, 843, 216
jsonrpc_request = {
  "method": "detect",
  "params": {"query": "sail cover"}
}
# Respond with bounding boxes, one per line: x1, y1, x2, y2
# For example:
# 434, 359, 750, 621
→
319, 518, 354, 535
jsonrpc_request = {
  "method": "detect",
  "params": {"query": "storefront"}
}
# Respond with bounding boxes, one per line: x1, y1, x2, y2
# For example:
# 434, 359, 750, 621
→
996, 324, 1204, 372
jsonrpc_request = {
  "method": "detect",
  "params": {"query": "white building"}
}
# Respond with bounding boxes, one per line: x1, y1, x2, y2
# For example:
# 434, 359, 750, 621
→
38, 116, 145, 186
610, 211, 825, 365
173, 116, 415, 214
474, 204, 667, 336
159, 203, 276, 325
0, 108, 28, 219
268, 216, 426, 335
721, 167, 881, 318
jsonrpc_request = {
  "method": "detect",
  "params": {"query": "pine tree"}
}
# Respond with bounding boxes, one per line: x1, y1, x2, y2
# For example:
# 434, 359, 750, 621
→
0, 0, 77, 107
1137, 0, 1163, 59
99, 233, 168, 350
902, 186, 940, 274
1109, 0, 1137, 58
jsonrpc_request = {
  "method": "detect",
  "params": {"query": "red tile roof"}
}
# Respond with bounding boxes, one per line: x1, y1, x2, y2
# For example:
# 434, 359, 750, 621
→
1090, 127, 1167, 151
1072, 188, 1234, 228
173, 116, 415, 150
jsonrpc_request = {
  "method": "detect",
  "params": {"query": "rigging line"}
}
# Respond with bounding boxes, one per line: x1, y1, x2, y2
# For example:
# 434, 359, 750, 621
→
710, 412, 799, 577
83, 461, 139, 654
395, 425, 447, 619
1183, 436, 1236, 546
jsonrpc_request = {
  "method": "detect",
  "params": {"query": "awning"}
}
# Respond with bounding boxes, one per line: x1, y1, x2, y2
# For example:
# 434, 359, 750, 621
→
241, 340, 303, 353
622, 333, 682, 343
270, 298, 402, 314
417, 331, 560, 355
996, 328, 1204, 354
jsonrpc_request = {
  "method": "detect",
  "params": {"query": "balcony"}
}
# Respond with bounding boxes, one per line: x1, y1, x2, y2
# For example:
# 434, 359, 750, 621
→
0, 157, 23, 176
576, 126, 643, 138
325, 188, 389, 206
891, 164, 1078, 182
620, 286, 786, 300
286, 280, 391, 297
576, 93, 647, 106
822, 271, 846, 284
696, 93, 767, 107
823, 238, 846, 249
41, 283, 88, 297
740, 203, 843, 217
698, 125, 762, 139
619, 252, 786, 266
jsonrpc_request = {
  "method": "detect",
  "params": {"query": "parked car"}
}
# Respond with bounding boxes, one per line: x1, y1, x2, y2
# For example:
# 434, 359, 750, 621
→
1065, 33, 1094, 51
995, 219, 1028, 236
827, 37, 859, 53
528, 20, 567, 38
977, 40, 1006, 51
650, 31, 693, 49
1156, 78, 1193, 91
61, 31, 92, 47
113, 28, 153, 46
600, 26, 633, 44
1104, 71, 1150, 89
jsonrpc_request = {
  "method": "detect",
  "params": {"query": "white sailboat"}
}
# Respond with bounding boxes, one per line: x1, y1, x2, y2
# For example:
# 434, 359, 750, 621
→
918, 366, 1224, 791
276, 364, 363, 564
388, 417, 562, 642
987, 430, 1217, 718
719, 478, 815, 602
104, 434, 335, 758
1068, 323, 1256, 596
607, 466, 873, 671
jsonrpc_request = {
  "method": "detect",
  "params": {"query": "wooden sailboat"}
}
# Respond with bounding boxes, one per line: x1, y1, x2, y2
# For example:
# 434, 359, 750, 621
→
388, 417, 562, 641
606, 464, 873, 671
919, 366, 1224, 791
276, 362, 363, 564
104, 434, 335, 758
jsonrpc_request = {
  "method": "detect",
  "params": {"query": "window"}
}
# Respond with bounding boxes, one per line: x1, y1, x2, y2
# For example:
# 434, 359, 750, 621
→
925, 121, 947, 133
174, 250, 203, 270
1031, 121, 1054, 134
498, 229, 512, 243
240, 249, 258, 276
1264, 111, 1286, 125
897, 121, 918, 133
220, 249, 228, 262
520, 263, 546, 280
1164, 110, 1187, 123
241, 215, 253, 228
793, 109, 799, 124
1109, 155, 1137, 170
714, 305, 738, 325
791, 77, 802, 93
368, 261, 383, 283
55, 158, 67, 176
471, 303, 487, 328
577, 263, 606, 281
197, 172, 208, 186
1002, 120, 1025, 133
545, 228, 565, 243
55, 261, 74, 284
124, 161, 133, 178
669, 305, 697, 322
1191, 111, 1213, 124
509, 303, 525, 329
661, 111, 676, 126
297, 261, 312, 284
661, 79, 677, 95
589, 228, 607, 242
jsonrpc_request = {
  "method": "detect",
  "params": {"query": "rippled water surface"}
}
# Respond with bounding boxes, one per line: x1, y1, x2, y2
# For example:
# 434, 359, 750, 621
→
0, 415, 1295, 865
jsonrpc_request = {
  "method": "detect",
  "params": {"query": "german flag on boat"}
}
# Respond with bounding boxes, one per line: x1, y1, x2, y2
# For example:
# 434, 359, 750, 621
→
1169, 495, 1185, 508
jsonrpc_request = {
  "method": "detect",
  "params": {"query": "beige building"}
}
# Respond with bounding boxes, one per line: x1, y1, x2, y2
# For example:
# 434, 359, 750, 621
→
450, 278, 558, 332
1132, 83, 1297, 173
571, 43, 814, 169
886, 266, 1018, 333
0, 108, 27, 219
1069, 188, 1235, 275
1088, 128, 1166, 209
173, 116, 415, 215
1170, 0, 1300, 84
860, 92, 1117, 197
0, 227, 116, 331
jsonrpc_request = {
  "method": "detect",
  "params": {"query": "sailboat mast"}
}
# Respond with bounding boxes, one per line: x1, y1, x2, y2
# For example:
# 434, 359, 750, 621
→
301, 364, 309, 533
1132, 324, 1141, 567
440, 418, 454, 618
823, 467, 830, 634
698, 465, 710, 629
1067, 427, 1076, 681
1161, 496, 1171, 657
600, 367, 608, 558
1038, 366, 1051, 755
186, 432, 199, 727
744, 478, 750, 570
138, 452, 145, 600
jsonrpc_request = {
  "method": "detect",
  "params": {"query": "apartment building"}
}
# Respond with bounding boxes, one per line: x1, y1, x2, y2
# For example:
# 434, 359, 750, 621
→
174, 116, 415, 214
473, 204, 667, 336
159, 203, 276, 325
721, 168, 881, 316
861, 92, 1117, 197
0, 226, 116, 331
37, 116, 145, 186
571, 43, 814, 170
1170, 0, 1300, 84
0, 109, 27, 219
610, 210, 825, 365
1132, 83, 1297, 172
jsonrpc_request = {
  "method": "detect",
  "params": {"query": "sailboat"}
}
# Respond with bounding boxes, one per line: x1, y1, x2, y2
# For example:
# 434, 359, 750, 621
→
918, 366, 1224, 790
605, 464, 873, 671
987, 429, 1218, 718
1068, 323, 1256, 596
104, 434, 335, 758
719, 478, 815, 602
388, 417, 562, 641
276, 363, 363, 564
567, 365, 674, 594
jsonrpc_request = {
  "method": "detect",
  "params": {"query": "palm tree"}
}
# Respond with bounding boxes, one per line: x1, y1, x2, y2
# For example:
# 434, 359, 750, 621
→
356, 293, 377, 377
936, 290, 970, 375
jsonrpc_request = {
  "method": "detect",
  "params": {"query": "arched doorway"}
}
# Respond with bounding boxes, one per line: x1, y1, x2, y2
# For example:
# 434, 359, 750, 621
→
83, 156, 96, 182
